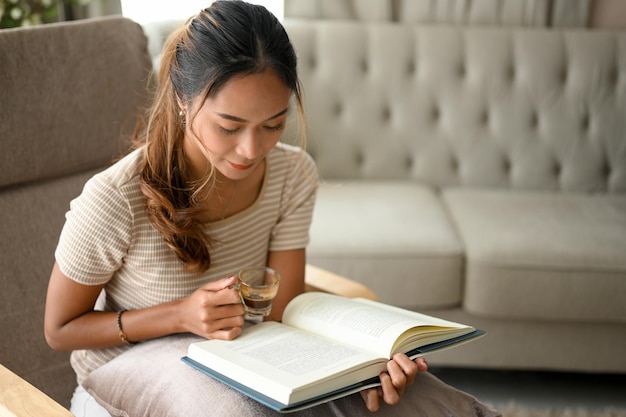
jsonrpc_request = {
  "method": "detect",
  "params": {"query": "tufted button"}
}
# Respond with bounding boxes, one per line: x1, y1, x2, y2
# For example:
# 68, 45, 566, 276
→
503, 157, 512, 176
601, 162, 610, 181
560, 67, 568, 85
480, 109, 489, 127
531, 111, 539, 130
405, 155, 414, 171
432, 105, 441, 122
553, 161, 562, 178
407, 60, 416, 76
355, 150, 364, 167
581, 113, 591, 132
361, 58, 368, 74
308, 56, 317, 71
610, 67, 619, 86
507, 65, 516, 83
450, 155, 459, 173
458, 64, 466, 78
382, 106, 392, 122
333, 101, 343, 117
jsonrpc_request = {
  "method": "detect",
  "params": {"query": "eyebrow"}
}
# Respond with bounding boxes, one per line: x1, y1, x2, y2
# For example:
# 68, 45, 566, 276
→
215, 108, 289, 123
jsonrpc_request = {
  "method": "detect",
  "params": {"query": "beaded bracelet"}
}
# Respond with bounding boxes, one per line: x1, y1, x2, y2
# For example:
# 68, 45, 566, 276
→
116, 310, 135, 345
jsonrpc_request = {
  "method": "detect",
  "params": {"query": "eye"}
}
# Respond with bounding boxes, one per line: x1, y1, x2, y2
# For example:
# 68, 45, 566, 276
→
264, 123, 285, 132
218, 126, 240, 136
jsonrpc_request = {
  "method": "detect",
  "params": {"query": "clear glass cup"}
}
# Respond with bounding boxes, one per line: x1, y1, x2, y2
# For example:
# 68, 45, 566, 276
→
237, 266, 281, 320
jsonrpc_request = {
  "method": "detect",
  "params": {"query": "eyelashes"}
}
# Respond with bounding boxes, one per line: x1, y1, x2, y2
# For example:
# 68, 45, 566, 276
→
218, 126, 239, 135
264, 123, 285, 132
218, 123, 285, 136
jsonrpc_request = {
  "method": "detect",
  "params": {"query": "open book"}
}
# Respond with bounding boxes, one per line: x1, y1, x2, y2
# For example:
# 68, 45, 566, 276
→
182, 292, 485, 413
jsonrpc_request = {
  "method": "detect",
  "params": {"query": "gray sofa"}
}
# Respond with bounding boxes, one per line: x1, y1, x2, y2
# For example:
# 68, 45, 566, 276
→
285, 20, 626, 374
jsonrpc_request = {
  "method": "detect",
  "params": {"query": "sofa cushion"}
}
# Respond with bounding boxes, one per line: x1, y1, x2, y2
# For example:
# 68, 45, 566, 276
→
443, 188, 626, 322
308, 182, 464, 309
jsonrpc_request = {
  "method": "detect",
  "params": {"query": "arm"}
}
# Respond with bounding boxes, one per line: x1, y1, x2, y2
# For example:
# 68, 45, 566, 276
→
44, 262, 245, 351
265, 248, 306, 322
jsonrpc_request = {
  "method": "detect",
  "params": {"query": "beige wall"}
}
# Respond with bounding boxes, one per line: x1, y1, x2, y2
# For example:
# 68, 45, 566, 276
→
590, 0, 626, 29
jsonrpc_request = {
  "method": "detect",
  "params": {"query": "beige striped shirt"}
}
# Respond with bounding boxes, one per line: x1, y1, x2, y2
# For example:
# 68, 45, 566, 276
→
55, 143, 318, 384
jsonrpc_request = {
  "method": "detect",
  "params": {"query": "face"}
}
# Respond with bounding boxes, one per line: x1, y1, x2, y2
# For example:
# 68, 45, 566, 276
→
182, 69, 292, 182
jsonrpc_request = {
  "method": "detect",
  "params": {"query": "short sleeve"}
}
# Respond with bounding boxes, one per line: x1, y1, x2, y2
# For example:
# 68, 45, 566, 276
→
55, 173, 133, 285
269, 149, 319, 251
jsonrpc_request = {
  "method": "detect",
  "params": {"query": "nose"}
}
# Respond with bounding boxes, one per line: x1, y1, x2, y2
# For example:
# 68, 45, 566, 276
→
236, 129, 262, 160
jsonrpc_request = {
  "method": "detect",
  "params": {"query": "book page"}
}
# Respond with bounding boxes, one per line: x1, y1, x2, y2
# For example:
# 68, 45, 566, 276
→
187, 321, 387, 405
282, 292, 472, 358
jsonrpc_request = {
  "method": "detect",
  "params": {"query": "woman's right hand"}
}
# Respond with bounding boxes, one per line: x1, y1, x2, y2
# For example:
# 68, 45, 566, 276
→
177, 275, 245, 340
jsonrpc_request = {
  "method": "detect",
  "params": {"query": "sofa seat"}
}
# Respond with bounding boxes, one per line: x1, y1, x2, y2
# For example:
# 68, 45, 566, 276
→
308, 182, 464, 309
443, 189, 626, 322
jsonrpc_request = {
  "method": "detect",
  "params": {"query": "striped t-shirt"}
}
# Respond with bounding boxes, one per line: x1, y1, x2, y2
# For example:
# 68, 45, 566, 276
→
55, 142, 318, 384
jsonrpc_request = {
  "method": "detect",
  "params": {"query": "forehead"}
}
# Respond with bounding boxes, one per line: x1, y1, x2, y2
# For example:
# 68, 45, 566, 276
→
201, 70, 291, 118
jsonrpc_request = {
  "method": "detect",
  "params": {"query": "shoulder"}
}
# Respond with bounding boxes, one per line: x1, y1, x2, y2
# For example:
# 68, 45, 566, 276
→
95, 147, 145, 188
75, 148, 145, 215
83, 148, 144, 198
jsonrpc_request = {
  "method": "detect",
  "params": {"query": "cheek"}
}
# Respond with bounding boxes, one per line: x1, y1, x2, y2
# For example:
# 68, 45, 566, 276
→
188, 124, 231, 155
261, 132, 282, 151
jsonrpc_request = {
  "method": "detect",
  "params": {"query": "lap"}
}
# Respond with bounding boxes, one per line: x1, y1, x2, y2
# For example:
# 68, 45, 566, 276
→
82, 334, 500, 417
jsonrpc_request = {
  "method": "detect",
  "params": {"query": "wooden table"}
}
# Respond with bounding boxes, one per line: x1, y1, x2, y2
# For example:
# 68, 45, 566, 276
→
0, 364, 73, 417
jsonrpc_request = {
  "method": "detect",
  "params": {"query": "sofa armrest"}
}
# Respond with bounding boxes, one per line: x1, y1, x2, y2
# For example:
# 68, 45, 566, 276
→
0, 364, 73, 417
305, 264, 378, 300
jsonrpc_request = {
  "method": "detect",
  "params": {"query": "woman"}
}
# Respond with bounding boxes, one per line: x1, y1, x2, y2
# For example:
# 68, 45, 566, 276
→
44, 2, 494, 416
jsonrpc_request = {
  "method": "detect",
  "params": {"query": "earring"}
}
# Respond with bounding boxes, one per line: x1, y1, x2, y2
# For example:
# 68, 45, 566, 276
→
179, 109, 186, 128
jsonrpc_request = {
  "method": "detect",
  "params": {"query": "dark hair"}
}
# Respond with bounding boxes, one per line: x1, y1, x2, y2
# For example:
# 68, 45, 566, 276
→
136, 0, 306, 273
174, 1, 298, 106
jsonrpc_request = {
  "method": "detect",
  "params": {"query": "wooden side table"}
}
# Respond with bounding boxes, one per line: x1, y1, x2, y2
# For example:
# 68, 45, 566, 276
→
0, 364, 73, 417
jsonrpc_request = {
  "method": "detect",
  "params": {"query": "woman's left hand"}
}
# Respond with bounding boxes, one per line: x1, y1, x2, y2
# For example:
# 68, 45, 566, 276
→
360, 355, 428, 412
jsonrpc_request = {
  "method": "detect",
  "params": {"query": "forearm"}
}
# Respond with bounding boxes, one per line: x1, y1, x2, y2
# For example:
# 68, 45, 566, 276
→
45, 299, 183, 351
266, 248, 306, 322
45, 263, 245, 351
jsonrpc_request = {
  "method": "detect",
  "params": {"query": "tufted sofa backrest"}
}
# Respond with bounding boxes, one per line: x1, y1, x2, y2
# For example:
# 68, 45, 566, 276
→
284, 21, 626, 193
285, 0, 590, 28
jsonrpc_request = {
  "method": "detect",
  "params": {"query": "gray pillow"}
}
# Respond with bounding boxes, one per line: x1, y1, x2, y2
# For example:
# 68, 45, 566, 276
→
82, 334, 500, 417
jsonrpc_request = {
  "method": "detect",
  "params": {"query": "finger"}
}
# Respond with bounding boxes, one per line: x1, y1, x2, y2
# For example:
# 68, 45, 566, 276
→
386, 360, 408, 393
391, 353, 419, 385
360, 388, 380, 412
199, 275, 239, 292
204, 304, 245, 325
206, 326, 242, 341
202, 284, 243, 306
379, 371, 401, 405
415, 357, 428, 372
392, 353, 419, 375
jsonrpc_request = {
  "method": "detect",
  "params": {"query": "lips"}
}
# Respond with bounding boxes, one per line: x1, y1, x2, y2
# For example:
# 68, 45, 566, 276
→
229, 161, 254, 170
